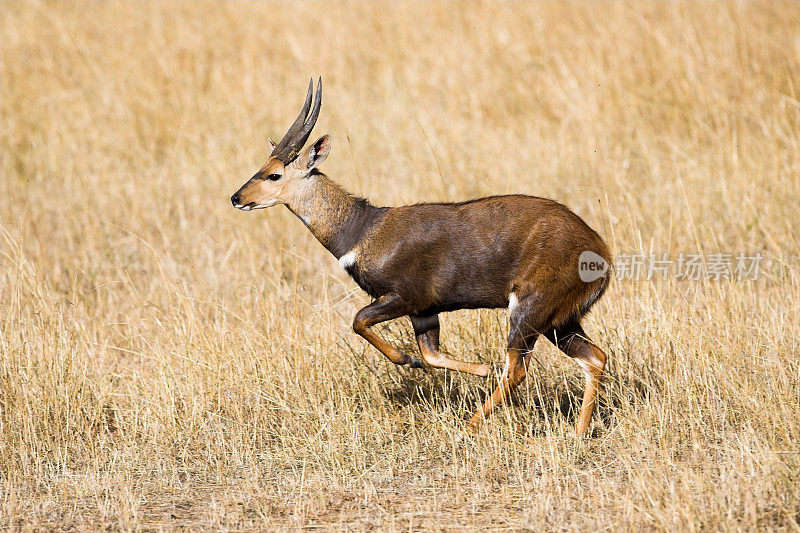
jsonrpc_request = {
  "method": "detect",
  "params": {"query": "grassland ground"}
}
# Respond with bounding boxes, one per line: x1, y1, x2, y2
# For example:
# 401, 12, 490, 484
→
2, 2, 799, 530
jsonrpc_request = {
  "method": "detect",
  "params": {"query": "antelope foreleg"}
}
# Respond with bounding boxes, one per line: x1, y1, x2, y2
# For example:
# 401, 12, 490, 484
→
411, 315, 490, 377
353, 294, 422, 368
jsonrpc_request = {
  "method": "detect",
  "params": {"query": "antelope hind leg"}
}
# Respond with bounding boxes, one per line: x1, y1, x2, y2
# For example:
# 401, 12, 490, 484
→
545, 320, 607, 436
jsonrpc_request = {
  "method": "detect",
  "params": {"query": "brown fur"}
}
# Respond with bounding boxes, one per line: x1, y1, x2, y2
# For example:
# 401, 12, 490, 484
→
347, 195, 611, 322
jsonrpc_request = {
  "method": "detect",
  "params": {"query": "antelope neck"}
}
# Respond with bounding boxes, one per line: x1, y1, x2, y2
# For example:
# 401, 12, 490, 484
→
285, 172, 386, 259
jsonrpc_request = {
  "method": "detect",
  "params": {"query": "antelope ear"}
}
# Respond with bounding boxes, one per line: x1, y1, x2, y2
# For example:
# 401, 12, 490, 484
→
268, 138, 276, 152
306, 135, 331, 170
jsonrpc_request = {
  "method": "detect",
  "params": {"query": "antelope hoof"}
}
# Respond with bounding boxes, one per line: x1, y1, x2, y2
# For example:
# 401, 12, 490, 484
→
464, 415, 484, 435
408, 357, 424, 369
454, 430, 473, 445
485, 362, 505, 379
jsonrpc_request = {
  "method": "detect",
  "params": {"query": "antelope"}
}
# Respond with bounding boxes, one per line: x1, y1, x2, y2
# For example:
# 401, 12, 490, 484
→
231, 78, 612, 436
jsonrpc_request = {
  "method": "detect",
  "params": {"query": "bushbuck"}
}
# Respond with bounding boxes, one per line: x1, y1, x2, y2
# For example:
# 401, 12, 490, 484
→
231, 78, 612, 436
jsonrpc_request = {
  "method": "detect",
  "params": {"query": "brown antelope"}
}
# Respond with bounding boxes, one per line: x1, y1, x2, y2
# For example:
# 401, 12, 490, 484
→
231, 79, 612, 436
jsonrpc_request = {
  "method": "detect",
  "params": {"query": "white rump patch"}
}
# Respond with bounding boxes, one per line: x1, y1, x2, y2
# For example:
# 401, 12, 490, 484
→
508, 293, 519, 314
339, 251, 357, 271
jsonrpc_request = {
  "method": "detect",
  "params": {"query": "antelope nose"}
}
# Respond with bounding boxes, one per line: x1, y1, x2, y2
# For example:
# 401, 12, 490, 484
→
231, 193, 241, 207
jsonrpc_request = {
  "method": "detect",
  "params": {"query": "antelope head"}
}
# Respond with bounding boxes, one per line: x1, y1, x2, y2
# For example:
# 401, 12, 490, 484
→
231, 78, 331, 211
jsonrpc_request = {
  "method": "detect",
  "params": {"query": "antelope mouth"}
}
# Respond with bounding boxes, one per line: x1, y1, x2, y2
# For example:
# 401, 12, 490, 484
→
233, 201, 258, 211
234, 200, 278, 211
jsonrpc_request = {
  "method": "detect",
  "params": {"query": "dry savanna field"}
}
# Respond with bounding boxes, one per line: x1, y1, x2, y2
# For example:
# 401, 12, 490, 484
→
2, 2, 800, 531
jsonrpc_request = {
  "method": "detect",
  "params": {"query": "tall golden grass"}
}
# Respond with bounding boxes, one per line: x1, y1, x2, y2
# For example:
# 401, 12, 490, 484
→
2, 2, 799, 530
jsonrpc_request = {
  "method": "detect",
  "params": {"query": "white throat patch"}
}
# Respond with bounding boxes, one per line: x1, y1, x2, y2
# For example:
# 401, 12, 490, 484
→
508, 293, 519, 314
339, 251, 357, 271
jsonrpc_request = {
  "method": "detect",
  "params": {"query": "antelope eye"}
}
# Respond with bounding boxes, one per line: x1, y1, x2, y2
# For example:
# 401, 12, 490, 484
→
266, 173, 282, 181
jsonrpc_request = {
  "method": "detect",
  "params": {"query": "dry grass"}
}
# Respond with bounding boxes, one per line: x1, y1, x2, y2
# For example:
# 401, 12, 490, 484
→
2, 2, 800, 530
